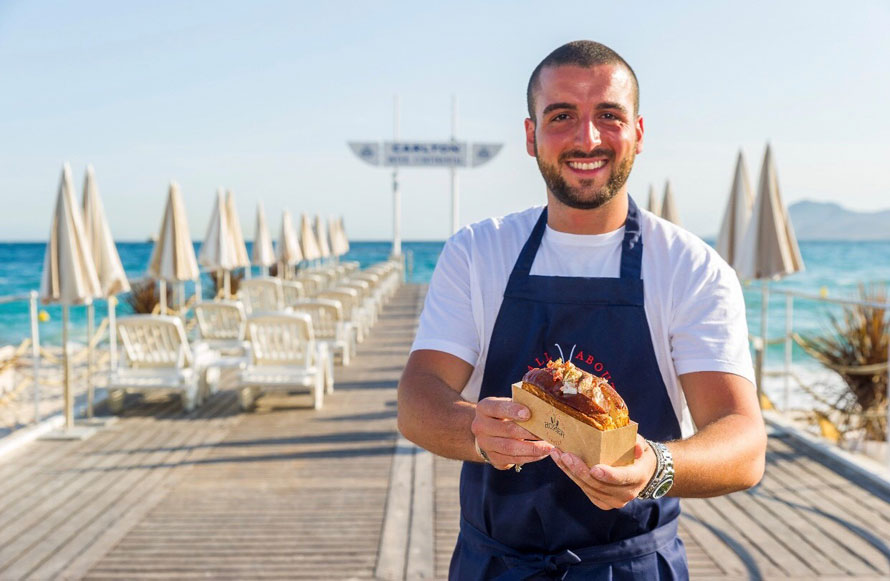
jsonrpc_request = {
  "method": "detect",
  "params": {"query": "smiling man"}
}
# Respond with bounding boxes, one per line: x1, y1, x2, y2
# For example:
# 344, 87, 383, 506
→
398, 40, 766, 580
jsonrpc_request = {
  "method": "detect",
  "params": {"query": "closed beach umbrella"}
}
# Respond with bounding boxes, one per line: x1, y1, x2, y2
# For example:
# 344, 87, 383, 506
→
328, 216, 345, 256
41, 165, 102, 305
315, 215, 331, 259
334, 216, 350, 256
40, 163, 101, 432
660, 181, 682, 226
715, 151, 755, 270
300, 213, 321, 262
278, 210, 302, 278
199, 189, 238, 297
647, 184, 661, 217
339, 217, 350, 255
82, 166, 130, 297
225, 190, 250, 274
252, 202, 276, 274
736, 145, 804, 280
735, 144, 804, 400
82, 165, 131, 417
147, 181, 200, 312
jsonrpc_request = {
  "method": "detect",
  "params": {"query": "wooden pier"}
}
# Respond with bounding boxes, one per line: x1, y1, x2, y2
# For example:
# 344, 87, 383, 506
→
0, 283, 888, 580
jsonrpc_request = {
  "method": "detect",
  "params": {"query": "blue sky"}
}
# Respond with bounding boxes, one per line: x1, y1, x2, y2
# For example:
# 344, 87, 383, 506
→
1, 0, 888, 241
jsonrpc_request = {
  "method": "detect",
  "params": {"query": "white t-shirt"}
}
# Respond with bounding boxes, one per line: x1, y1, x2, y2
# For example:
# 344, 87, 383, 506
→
411, 204, 755, 438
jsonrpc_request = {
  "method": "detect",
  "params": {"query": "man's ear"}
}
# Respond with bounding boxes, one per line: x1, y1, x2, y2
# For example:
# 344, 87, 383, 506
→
525, 118, 536, 157
635, 115, 644, 155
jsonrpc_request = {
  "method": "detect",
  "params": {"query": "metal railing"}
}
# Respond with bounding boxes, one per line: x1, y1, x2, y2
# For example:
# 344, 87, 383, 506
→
0, 291, 119, 426
752, 282, 889, 466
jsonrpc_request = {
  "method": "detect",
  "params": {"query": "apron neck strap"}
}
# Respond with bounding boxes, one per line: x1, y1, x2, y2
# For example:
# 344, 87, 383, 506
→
508, 196, 645, 286
620, 196, 644, 279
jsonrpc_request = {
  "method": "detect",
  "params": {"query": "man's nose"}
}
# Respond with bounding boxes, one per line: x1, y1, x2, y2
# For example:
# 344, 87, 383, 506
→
576, 119, 601, 150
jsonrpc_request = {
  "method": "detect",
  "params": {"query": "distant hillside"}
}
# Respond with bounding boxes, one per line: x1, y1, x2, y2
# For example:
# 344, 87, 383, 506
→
789, 200, 890, 240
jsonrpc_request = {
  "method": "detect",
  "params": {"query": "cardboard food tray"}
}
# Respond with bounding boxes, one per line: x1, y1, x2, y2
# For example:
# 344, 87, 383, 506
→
511, 382, 638, 467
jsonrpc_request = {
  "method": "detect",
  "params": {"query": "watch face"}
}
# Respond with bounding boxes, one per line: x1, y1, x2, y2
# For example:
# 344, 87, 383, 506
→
651, 477, 674, 499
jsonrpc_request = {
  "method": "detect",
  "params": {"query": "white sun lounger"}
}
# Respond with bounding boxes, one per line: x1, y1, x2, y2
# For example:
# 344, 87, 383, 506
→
238, 312, 332, 411
193, 300, 249, 355
240, 277, 285, 314
290, 299, 356, 366
317, 287, 370, 343
108, 315, 212, 413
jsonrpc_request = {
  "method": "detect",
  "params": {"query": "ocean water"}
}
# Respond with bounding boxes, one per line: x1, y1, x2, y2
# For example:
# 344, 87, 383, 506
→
1, 240, 889, 367
0, 241, 444, 346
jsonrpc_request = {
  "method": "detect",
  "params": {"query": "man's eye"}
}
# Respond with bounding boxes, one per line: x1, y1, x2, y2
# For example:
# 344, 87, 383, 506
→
551, 113, 570, 122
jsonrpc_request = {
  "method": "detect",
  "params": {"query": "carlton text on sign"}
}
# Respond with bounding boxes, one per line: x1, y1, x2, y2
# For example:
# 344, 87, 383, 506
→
383, 141, 467, 167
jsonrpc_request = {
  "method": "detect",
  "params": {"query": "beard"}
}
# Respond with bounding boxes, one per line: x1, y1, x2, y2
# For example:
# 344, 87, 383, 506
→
535, 145, 635, 210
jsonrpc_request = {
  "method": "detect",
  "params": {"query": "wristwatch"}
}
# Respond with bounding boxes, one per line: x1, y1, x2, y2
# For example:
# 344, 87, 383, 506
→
637, 440, 674, 500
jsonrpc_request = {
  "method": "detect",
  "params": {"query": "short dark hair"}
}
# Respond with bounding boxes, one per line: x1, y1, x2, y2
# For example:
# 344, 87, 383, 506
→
526, 40, 639, 121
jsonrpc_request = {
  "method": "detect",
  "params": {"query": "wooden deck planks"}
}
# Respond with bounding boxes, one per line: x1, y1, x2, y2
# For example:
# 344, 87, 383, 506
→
0, 394, 241, 579
83, 283, 426, 581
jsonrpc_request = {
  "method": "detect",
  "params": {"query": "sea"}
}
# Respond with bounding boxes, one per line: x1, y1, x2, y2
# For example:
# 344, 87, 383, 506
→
2, 239, 890, 376
0, 241, 442, 347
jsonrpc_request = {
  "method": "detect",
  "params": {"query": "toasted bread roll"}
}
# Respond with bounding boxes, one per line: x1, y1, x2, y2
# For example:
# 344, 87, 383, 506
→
520, 359, 629, 431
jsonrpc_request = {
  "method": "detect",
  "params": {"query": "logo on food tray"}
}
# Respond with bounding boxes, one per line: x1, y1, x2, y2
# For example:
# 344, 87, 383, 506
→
527, 343, 617, 390
543, 416, 565, 438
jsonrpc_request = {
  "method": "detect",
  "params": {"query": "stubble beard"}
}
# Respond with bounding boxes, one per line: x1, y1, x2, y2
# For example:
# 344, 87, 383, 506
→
535, 143, 636, 210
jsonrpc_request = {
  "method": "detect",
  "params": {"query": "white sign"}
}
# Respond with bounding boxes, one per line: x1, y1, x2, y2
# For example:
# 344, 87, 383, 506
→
348, 141, 502, 168
382, 141, 468, 167
348, 142, 381, 166
471, 143, 503, 167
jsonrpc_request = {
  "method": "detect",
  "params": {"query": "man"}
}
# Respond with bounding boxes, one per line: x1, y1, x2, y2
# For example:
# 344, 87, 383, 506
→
398, 40, 766, 580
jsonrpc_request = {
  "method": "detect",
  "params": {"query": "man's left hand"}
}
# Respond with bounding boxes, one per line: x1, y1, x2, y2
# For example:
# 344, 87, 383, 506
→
549, 435, 657, 510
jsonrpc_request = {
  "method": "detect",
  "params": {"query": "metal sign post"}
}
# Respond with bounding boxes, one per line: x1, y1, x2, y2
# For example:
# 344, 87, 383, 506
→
450, 96, 459, 235
348, 97, 502, 254
393, 95, 401, 257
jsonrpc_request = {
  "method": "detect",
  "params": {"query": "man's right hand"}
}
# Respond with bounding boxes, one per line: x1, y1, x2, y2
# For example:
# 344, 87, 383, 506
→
472, 397, 555, 470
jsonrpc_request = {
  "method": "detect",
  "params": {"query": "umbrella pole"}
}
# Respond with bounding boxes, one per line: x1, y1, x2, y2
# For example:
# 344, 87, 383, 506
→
159, 280, 167, 314
886, 336, 890, 468
86, 299, 94, 419
29, 291, 41, 424
195, 275, 203, 303
784, 294, 793, 413
245, 266, 252, 280
756, 282, 769, 408
109, 296, 117, 371
63, 305, 72, 431
224, 270, 231, 298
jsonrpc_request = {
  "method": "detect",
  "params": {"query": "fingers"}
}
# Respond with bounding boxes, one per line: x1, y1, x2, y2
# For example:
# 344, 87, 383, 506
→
483, 437, 555, 466
549, 450, 644, 510
474, 397, 541, 440
473, 413, 541, 442
476, 397, 530, 422
473, 397, 553, 470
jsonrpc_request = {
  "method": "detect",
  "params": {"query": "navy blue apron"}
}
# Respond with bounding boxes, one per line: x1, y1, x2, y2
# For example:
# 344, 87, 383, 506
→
450, 198, 688, 580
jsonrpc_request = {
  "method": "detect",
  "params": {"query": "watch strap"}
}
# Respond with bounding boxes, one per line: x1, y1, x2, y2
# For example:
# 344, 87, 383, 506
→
638, 440, 673, 499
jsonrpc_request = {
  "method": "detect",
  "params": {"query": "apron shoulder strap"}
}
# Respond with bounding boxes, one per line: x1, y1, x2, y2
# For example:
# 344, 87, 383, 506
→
506, 207, 548, 288
620, 196, 644, 280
